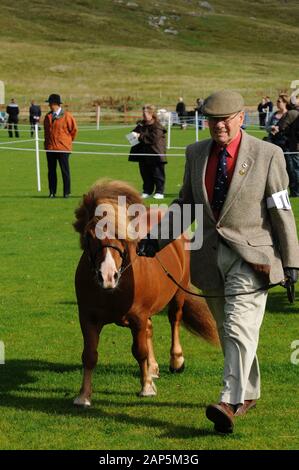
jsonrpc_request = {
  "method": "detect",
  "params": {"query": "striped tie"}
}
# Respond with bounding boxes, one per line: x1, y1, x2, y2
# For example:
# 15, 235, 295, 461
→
212, 148, 229, 212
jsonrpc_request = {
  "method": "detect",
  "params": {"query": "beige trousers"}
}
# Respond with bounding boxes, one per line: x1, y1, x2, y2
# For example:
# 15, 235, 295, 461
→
203, 240, 268, 405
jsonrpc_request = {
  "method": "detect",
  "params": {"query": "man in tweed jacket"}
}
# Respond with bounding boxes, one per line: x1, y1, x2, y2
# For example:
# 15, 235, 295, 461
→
137, 90, 299, 433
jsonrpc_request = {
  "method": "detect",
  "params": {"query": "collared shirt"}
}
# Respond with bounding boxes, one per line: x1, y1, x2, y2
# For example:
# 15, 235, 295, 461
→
205, 130, 242, 218
52, 107, 62, 119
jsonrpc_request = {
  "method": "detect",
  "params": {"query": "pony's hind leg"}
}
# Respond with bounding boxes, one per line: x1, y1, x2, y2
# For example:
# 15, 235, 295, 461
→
146, 318, 160, 379
130, 316, 157, 397
74, 320, 103, 407
168, 295, 185, 373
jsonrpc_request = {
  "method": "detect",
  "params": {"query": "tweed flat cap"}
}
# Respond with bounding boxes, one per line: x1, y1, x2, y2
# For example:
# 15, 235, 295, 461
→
202, 90, 244, 117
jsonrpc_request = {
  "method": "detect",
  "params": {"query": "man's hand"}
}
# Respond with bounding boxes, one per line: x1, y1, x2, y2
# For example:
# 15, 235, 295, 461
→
282, 268, 298, 304
283, 268, 298, 287
137, 236, 159, 257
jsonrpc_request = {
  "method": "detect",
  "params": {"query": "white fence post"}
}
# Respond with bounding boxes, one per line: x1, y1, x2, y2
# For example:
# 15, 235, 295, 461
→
96, 105, 101, 130
167, 112, 172, 149
35, 124, 41, 192
195, 111, 199, 142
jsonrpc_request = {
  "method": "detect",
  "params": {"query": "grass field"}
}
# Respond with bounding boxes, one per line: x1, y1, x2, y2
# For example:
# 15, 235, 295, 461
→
0, 124, 298, 450
0, 0, 299, 107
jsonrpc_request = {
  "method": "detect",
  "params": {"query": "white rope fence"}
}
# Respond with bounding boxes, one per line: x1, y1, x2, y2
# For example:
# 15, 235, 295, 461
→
0, 138, 35, 145
1, 144, 295, 155
76, 125, 134, 130
0, 124, 297, 193
0, 146, 185, 156
0, 124, 135, 131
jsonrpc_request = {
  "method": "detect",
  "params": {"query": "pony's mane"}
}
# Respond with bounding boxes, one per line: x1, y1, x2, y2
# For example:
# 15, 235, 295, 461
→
74, 179, 143, 249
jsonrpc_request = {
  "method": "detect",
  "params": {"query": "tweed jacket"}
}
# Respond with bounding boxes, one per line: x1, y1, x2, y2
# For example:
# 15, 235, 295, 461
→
157, 131, 299, 290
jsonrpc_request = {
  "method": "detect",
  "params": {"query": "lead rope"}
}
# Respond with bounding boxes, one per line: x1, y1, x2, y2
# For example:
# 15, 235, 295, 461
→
155, 254, 281, 299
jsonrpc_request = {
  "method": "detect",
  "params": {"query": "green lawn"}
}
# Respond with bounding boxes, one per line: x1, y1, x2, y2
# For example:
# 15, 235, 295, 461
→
0, 125, 298, 450
0, 0, 299, 108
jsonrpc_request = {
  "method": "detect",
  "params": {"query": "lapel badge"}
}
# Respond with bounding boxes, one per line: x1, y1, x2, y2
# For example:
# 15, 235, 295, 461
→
239, 161, 248, 175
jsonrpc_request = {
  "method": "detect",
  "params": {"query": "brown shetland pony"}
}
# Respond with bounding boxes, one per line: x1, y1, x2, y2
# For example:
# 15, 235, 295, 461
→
73, 179, 218, 406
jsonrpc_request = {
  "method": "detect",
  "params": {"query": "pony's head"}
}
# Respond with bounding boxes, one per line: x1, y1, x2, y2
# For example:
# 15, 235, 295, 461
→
84, 233, 128, 289
74, 179, 145, 289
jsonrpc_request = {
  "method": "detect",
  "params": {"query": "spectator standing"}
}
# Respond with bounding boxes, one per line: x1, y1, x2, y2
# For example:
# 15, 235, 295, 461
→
265, 96, 273, 113
257, 97, 267, 129
29, 100, 42, 137
265, 93, 289, 150
128, 104, 167, 199
176, 96, 186, 117
44, 94, 78, 198
6, 98, 20, 138
275, 99, 299, 197
194, 97, 204, 114
195, 98, 204, 129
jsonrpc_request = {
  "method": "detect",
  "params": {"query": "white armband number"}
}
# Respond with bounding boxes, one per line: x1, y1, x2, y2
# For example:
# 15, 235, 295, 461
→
267, 190, 291, 210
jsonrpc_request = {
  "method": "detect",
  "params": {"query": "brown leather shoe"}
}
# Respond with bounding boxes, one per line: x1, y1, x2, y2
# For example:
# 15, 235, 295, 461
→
206, 402, 235, 433
234, 399, 257, 417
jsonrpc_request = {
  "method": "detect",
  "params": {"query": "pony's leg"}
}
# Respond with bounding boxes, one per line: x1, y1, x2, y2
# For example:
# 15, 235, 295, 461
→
168, 295, 185, 373
146, 318, 160, 379
131, 318, 157, 397
74, 321, 103, 407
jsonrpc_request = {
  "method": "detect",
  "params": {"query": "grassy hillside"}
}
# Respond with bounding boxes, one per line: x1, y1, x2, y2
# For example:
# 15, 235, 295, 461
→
0, 0, 299, 108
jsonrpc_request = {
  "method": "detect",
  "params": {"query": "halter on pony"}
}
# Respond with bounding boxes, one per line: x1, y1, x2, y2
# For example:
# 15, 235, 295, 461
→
84, 233, 131, 287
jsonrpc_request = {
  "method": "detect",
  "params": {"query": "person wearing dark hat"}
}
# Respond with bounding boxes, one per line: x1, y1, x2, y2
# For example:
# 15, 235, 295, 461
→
44, 94, 77, 198
136, 89, 299, 433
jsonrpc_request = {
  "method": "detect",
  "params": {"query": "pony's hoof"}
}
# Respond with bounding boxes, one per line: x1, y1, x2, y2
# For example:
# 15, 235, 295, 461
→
73, 396, 91, 407
139, 382, 157, 397
169, 362, 185, 374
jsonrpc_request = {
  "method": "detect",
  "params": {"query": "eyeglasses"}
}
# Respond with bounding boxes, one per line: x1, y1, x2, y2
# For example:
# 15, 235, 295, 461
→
208, 112, 240, 123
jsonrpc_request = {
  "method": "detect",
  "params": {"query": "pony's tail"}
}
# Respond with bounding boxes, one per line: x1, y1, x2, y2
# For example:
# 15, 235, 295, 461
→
182, 290, 219, 346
